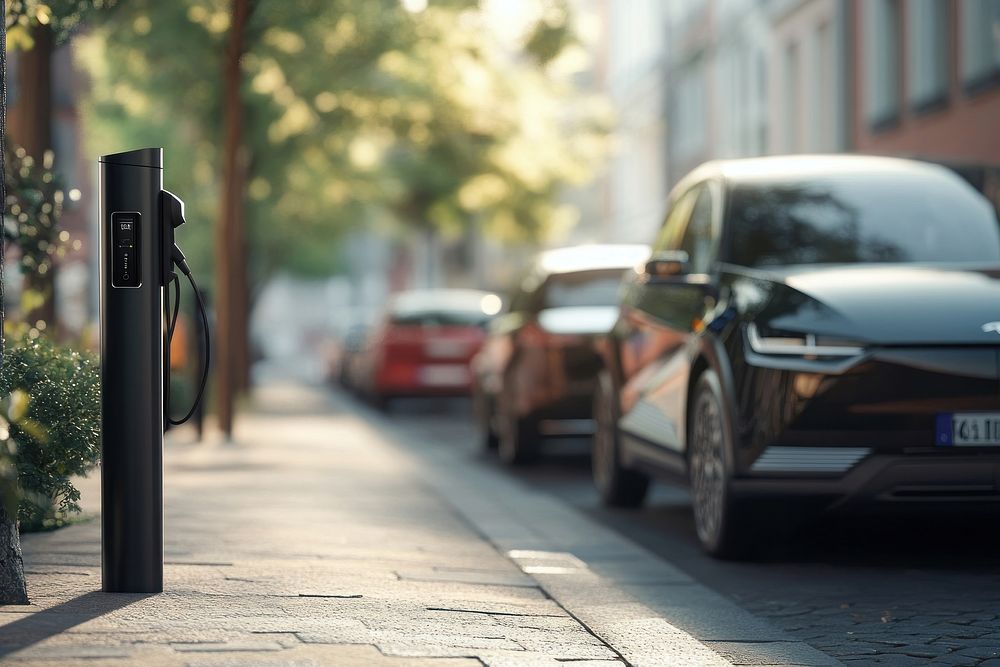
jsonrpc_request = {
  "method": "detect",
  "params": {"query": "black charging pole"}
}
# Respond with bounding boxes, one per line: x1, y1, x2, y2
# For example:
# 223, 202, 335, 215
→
99, 147, 164, 593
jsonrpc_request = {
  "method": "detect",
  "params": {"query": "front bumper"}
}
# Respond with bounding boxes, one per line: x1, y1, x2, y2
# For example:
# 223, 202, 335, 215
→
732, 450, 1000, 507
731, 344, 1000, 507
375, 361, 474, 396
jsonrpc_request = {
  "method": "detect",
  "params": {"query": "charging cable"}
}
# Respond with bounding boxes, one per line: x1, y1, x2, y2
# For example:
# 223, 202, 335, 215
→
164, 244, 211, 426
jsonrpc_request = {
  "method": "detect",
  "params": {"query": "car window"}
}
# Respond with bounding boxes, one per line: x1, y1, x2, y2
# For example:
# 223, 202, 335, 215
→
652, 187, 699, 253
727, 170, 1000, 267
390, 310, 489, 327
541, 270, 628, 308
678, 187, 715, 274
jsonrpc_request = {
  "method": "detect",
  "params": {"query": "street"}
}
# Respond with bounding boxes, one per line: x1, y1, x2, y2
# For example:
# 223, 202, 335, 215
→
377, 395, 1000, 666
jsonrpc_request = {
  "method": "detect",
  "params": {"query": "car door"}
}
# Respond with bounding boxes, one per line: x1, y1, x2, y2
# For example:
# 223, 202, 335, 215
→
476, 281, 530, 401
617, 181, 720, 455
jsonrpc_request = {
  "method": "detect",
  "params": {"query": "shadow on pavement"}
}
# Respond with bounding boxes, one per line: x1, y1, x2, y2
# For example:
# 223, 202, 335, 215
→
0, 591, 149, 658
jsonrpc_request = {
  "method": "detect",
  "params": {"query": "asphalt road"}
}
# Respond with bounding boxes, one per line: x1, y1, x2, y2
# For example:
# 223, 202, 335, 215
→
370, 394, 1000, 666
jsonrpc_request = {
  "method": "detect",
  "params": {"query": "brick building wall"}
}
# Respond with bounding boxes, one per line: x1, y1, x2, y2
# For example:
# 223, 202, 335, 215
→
850, 0, 1000, 164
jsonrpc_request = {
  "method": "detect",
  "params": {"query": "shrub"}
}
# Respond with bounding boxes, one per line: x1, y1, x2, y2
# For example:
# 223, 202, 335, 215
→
0, 334, 101, 531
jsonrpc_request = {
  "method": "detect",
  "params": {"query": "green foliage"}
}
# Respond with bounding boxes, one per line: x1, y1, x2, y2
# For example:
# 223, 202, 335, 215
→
523, 0, 575, 66
76, 0, 608, 284
5, 0, 118, 47
3, 146, 71, 321
0, 334, 101, 531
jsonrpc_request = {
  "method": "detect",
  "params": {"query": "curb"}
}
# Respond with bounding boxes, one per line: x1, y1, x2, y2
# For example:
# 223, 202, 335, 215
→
376, 409, 843, 667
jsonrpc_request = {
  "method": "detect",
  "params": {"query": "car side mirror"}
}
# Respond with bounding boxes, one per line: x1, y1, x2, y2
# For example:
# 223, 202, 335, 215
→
644, 251, 690, 280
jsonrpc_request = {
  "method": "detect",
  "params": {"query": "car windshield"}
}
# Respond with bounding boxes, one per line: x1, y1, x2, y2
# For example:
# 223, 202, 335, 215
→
727, 170, 1000, 268
542, 270, 627, 309
391, 309, 489, 327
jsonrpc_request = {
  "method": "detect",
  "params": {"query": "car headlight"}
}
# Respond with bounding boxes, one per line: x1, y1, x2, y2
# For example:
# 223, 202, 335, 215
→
746, 322, 863, 357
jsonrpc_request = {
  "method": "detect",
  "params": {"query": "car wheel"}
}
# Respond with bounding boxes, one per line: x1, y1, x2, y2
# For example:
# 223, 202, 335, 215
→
498, 409, 539, 465
475, 389, 499, 451
371, 393, 391, 412
592, 372, 649, 508
688, 369, 756, 559
482, 414, 500, 451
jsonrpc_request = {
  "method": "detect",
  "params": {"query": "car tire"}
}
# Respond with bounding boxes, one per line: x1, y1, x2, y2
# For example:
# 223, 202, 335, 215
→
483, 423, 499, 451
371, 393, 391, 413
498, 410, 539, 465
592, 371, 649, 508
475, 389, 499, 451
688, 369, 758, 559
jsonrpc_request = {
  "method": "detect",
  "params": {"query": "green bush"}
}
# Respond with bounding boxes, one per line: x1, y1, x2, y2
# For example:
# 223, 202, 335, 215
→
0, 334, 101, 531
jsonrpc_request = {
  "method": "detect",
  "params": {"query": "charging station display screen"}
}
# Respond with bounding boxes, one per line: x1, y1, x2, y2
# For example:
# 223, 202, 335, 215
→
112, 211, 141, 288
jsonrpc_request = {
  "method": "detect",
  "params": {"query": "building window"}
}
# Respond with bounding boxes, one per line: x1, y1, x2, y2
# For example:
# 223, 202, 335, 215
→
960, 0, 1000, 91
810, 21, 832, 151
784, 41, 800, 152
672, 59, 707, 163
907, 0, 949, 110
757, 51, 768, 153
865, 0, 901, 129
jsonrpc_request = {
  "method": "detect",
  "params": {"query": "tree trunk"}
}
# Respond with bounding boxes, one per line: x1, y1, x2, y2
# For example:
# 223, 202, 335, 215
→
0, 2, 28, 606
10, 25, 56, 333
214, 0, 252, 439
0, 505, 28, 605
233, 154, 250, 394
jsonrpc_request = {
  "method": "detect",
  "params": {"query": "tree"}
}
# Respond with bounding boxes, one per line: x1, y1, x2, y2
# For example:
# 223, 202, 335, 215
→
5, 1, 118, 333
1, 0, 116, 607
76, 0, 608, 431
4, 146, 64, 332
0, 0, 25, 605
215, 0, 252, 436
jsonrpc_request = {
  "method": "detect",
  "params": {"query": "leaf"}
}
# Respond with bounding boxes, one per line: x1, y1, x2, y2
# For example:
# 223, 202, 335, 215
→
7, 391, 30, 424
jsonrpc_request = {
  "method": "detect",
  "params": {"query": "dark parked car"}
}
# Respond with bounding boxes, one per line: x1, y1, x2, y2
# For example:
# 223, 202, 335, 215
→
472, 244, 649, 464
593, 155, 1000, 558
357, 289, 500, 408
336, 323, 372, 391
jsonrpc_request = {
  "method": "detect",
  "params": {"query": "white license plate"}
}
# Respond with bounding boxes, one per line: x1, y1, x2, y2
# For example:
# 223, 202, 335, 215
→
425, 340, 466, 359
936, 412, 1000, 447
419, 364, 469, 386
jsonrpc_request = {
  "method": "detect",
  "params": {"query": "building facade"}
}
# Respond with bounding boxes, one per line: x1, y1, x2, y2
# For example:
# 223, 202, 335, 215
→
664, 0, 773, 184
850, 0, 1000, 165
767, 0, 849, 154
598, 0, 672, 243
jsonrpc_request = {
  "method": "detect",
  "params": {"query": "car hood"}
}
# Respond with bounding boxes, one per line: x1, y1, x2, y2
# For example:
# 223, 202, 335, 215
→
744, 264, 1000, 345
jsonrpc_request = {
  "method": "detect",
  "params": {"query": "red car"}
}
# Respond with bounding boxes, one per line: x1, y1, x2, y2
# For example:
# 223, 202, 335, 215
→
360, 289, 501, 408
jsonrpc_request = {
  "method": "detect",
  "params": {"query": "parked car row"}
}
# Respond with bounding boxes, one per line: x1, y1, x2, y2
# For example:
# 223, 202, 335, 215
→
337, 155, 1000, 560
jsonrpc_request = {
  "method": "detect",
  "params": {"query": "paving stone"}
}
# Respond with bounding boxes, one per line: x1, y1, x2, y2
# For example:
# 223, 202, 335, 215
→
957, 644, 1000, 659
924, 655, 979, 667
893, 643, 953, 658
874, 654, 930, 666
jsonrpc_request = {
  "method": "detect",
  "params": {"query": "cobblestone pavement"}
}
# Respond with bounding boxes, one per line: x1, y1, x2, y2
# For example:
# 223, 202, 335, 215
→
5, 384, 619, 666
376, 396, 1000, 667
2, 382, 836, 667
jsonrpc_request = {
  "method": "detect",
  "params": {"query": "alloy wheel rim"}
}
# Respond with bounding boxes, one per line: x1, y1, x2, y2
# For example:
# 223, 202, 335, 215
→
690, 391, 725, 546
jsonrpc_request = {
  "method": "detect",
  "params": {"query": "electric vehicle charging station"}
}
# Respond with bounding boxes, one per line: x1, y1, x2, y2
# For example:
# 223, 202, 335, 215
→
100, 147, 209, 594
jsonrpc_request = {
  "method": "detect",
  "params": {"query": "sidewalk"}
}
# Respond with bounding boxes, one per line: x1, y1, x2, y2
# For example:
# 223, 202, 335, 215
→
0, 383, 839, 666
